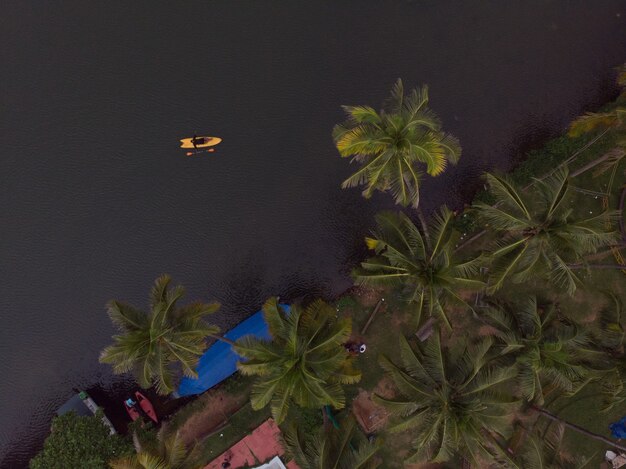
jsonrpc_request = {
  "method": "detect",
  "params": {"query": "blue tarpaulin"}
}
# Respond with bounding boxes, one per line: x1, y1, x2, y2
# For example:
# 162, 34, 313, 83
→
175, 305, 290, 397
610, 416, 626, 438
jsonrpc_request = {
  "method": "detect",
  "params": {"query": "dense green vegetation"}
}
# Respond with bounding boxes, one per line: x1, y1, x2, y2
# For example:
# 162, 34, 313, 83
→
475, 168, 618, 295
29, 411, 132, 469
375, 332, 517, 464
30, 65, 624, 468
479, 296, 607, 402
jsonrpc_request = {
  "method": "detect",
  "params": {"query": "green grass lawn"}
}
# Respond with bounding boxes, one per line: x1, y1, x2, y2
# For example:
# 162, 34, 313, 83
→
194, 403, 272, 465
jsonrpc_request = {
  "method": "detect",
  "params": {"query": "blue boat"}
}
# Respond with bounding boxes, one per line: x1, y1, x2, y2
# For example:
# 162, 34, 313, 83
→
175, 305, 290, 397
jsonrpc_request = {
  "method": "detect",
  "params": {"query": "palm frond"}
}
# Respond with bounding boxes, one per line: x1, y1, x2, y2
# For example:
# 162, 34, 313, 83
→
107, 301, 148, 332
568, 112, 620, 137
482, 173, 531, 220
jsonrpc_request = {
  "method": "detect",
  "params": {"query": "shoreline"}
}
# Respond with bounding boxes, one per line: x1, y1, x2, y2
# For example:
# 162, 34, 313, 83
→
19, 67, 626, 469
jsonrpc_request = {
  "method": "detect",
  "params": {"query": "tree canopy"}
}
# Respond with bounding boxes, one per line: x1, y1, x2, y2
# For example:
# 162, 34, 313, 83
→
480, 296, 603, 402
517, 422, 593, 469
374, 332, 517, 464
354, 208, 484, 328
99, 275, 221, 395
333, 79, 461, 208
29, 411, 131, 469
474, 168, 618, 294
234, 297, 361, 424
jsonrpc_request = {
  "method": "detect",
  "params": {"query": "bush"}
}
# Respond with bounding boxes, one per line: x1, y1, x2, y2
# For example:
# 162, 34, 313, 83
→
30, 411, 132, 469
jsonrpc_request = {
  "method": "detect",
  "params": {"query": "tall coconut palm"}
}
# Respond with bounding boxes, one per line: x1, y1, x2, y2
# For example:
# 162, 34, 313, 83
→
109, 429, 202, 469
332, 79, 461, 209
100, 275, 221, 395
374, 332, 518, 465
354, 207, 485, 329
234, 298, 361, 424
474, 168, 619, 295
283, 416, 381, 469
480, 296, 602, 402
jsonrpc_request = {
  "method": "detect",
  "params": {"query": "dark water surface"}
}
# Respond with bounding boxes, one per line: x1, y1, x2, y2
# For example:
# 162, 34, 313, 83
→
1, 1, 626, 466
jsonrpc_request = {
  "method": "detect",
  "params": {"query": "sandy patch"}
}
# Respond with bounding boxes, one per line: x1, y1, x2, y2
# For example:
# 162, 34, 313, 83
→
352, 286, 386, 308
352, 377, 396, 434
352, 389, 390, 434
177, 390, 246, 446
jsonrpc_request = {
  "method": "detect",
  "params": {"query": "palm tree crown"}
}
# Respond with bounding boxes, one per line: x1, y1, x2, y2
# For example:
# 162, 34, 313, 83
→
100, 275, 220, 395
283, 416, 380, 469
354, 207, 484, 328
374, 332, 517, 464
234, 298, 361, 424
480, 296, 596, 402
333, 79, 461, 208
474, 168, 618, 295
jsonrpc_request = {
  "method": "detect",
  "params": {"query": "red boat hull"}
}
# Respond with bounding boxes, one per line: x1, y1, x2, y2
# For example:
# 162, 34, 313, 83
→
124, 402, 141, 421
135, 391, 158, 424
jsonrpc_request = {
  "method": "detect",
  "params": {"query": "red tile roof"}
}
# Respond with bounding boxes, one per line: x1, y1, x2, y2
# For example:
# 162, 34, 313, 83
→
204, 419, 299, 469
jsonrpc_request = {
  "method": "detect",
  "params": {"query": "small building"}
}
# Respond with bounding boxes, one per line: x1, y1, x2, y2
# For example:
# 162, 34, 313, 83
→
204, 419, 299, 469
252, 456, 289, 469
56, 390, 116, 435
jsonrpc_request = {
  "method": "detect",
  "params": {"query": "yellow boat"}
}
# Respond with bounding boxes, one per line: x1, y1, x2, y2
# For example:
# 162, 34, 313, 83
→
180, 136, 222, 149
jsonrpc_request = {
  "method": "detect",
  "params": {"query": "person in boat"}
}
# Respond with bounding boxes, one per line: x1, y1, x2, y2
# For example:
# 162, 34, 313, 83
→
125, 397, 137, 408
192, 134, 205, 149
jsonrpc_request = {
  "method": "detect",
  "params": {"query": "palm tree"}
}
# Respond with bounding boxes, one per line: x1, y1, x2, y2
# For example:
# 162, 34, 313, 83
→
529, 405, 626, 453
109, 429, 202, 469
593, 293, 626, 411
515, 422, 593, 468
353, 207, 485, 329
480, 296, 601, 402
474, 167, 619, 295
234, 298, 361, 424
332, 79, 461, 210
374, 332, 518, 464
100, 275, 222, 395
283, 416, 380, 469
